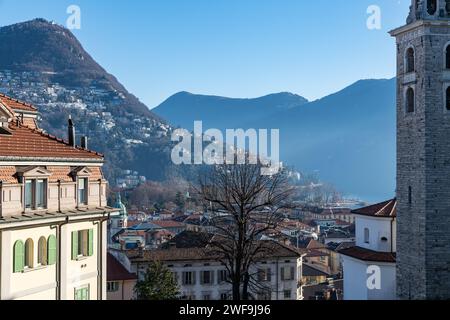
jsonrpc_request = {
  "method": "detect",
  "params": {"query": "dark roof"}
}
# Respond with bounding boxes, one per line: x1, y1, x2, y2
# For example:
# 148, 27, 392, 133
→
339, 246, 396, 263
302, 264, 331, 277
107, 253, 137, 281
297, 238, 326, 250
352, 199, 397, 218
160, 230, 212, 249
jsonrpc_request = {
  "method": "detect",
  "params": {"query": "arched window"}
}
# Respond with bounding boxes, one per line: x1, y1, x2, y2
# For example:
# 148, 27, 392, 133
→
25, 239, 34, 269
364, 228, 370, 244
428, 0, 437, 15
446, 87, 450, 111
447, 0, 450, 14
47, 235, 57, 266
446, 45, 450, 69
406, 47, 415, 73
13, 240, 25, 273
38, 237, 47, 266
406, 88, 415, 113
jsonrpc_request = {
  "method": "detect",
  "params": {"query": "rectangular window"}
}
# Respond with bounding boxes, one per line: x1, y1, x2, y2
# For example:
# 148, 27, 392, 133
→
24, 179, 47, 210
182, 272, 195, 285
220, 293, 229, 300
25, 180, 33, 209
78, 178, 88, 205
107, 282, 120, 292
201, 271, 212, 285
72, 229, 94, 260
284, 290, 292, 299
258, 268, 272, 282
218, 270, 228, 284
75, 286, 90, 300
281, 267, 295, 281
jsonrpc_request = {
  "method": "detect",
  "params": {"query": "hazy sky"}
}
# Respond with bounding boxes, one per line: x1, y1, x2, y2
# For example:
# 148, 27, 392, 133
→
0, 0, 410, 108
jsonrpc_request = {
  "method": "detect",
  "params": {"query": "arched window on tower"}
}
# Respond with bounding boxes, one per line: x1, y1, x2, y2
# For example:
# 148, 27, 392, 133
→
445, 45, 450, 69
427, 0, 437, 15
406, 47, 415, 73
447, 0, 450, 14
406, 87, 415, 113
446, 87, 450, 111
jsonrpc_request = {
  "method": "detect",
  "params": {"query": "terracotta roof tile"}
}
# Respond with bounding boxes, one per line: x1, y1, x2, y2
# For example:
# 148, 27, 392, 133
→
0, 166, 18, 183
47, 166, 73, 183
0, 93, 38, 112
0, 123, 103, 160
352, 199, 397, 218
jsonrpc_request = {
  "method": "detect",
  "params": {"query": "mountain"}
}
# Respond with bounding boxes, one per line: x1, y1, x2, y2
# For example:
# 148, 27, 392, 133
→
153, 79, 397, 202
0, 18, 153, 117
0, 19, 178, 184
153, 91, 309, 132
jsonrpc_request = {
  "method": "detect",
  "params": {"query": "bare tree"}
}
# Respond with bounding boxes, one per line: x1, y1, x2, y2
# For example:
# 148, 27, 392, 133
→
196, 161, 294, 300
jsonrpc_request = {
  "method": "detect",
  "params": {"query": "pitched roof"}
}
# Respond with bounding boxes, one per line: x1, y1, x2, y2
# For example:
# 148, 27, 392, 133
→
302, 263, 331, 277
0, 123, 103, 160
339, 246, 396, 263
351, 199, 397, 218
152, 220, 186, 229
0, 93, 38, 113
107, 253, 137, 281
128, 240, 301, 263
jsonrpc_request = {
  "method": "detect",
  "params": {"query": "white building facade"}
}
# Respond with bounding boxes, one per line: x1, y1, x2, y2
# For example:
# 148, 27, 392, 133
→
0, 94, 118, 300
340, 199, 397, 300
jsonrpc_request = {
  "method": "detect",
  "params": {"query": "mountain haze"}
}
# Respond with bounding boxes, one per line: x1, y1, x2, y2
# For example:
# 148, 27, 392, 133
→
154, 79, 397, 202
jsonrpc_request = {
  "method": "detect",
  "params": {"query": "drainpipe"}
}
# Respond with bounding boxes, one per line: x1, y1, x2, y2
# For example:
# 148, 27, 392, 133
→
58, 180, 61, 213
94, 214, 110, 300
51, 217, 70, 300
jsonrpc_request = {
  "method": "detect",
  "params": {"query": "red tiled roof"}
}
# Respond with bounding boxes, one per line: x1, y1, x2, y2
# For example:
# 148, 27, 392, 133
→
339, 246, 396, 263
0, 123, 103, 160
107, 253, 137, 281
352, 199, 397, 218
0, 93, 38, 112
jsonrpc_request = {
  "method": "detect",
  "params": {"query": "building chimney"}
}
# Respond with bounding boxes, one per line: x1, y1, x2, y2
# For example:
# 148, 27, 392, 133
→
68, 116, 76, 147
81, 136, 88, 149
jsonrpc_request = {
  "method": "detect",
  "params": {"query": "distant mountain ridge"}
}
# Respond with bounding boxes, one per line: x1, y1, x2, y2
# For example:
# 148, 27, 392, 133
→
154, 91, 309, 131
154, 79, 397, 202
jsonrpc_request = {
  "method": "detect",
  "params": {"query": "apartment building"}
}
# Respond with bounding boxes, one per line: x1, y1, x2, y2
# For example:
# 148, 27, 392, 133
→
0, 94, 119, 300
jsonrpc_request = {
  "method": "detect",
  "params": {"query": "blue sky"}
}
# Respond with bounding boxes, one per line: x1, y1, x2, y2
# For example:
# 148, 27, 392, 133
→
0, 0, 409, 108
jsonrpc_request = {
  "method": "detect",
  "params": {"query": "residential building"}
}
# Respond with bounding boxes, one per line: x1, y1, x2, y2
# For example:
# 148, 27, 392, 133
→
0, 94, 118, 300
114, 240, 305, 301
340, 199, 397, 300
107, 253, 137, 300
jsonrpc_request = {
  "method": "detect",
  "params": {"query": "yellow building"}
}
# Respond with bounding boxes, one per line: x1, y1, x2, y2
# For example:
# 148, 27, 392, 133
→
0, 94, 119, 300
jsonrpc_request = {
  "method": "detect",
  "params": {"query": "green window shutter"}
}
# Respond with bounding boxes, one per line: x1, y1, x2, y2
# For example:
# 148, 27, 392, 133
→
71, 231, 78, 260
47, 235, 57, 265
88, 229, 94, 256
13, 240, 25, 273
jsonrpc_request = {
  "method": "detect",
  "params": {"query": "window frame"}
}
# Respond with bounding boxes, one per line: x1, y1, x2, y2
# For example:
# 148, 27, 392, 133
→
77, 177, 89, 206
24, 178, 48, 211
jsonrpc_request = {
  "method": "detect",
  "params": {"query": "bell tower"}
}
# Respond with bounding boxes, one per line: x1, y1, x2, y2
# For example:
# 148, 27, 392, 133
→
391, 0, 450, 299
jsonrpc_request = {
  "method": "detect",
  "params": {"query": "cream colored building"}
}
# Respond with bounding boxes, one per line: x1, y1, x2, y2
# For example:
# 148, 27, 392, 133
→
0, 94, 119, 300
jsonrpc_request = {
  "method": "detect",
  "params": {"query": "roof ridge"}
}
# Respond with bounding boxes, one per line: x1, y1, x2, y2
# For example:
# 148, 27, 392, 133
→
17, 123, 104, 158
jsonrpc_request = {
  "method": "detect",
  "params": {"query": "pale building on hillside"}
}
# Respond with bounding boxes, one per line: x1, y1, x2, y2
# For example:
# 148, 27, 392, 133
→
0, 94, 119, 300
340, 199, 397, 300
